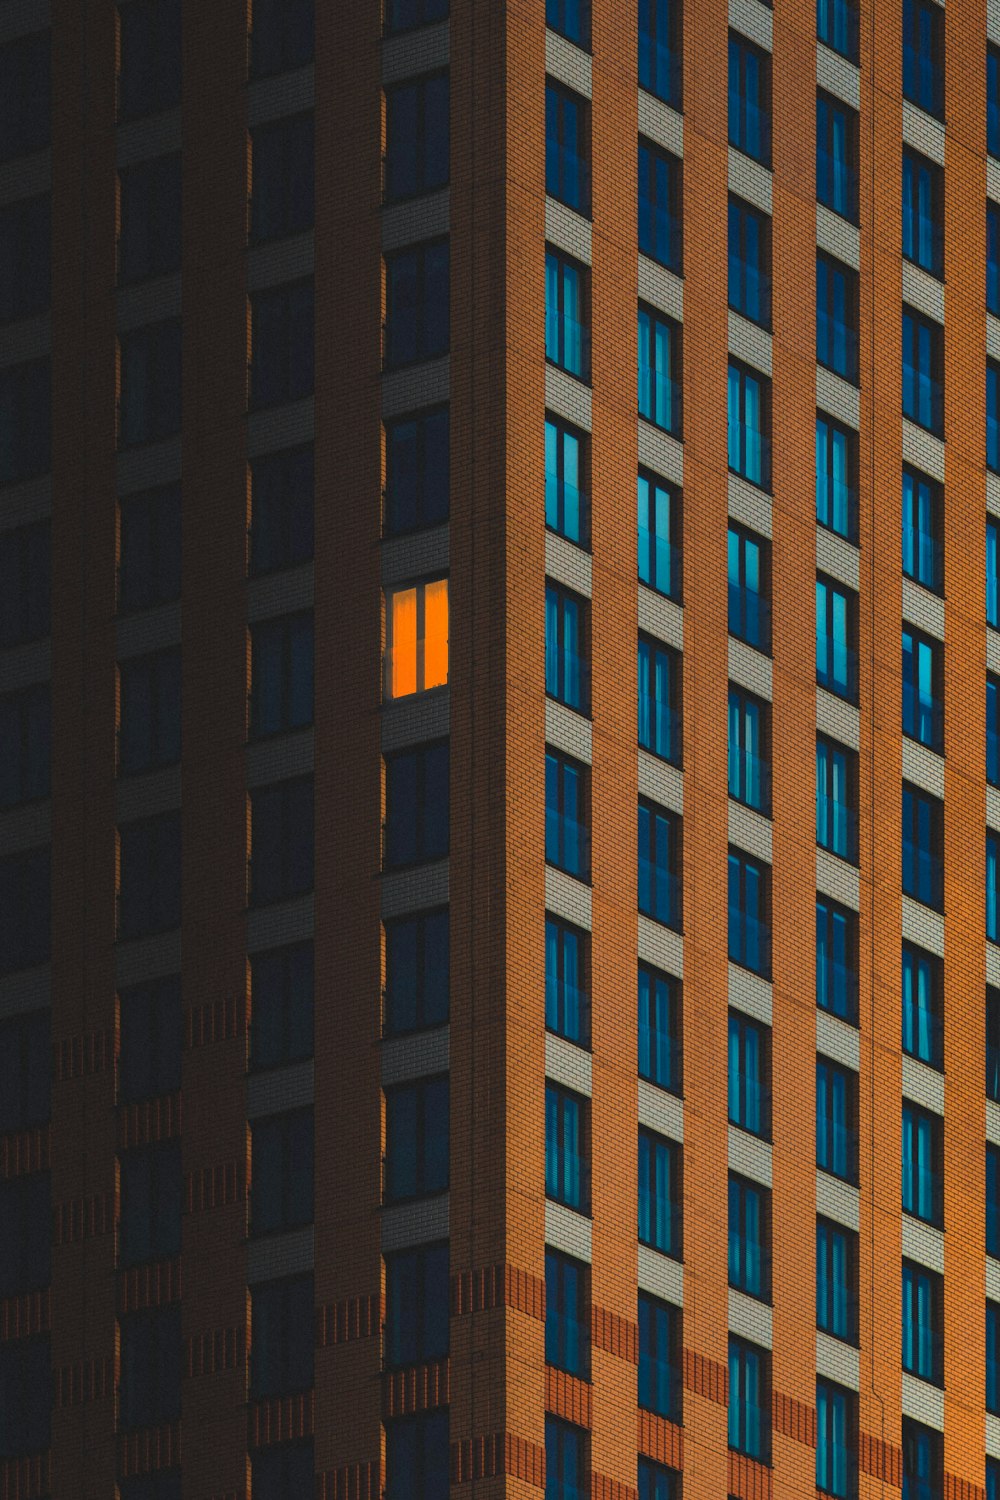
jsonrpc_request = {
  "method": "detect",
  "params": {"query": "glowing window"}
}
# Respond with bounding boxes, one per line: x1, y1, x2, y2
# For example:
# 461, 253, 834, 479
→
386, 579, 449, 698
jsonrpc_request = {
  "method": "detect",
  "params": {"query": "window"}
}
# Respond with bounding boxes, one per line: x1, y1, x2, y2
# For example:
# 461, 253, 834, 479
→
638, 471, 680, 598
545, 1418, 587, 1500
816, 736, 856, 862
728, 34, 770, 165
545, 1249, 589, 1378
902, 1261, 942, 1385
639, 636, 680, 764
815, 413, 856, 541
117, 1474, 183, 1500
119, 1305, 181, 1428
546, 750, 589, 880
119, 322, 181, 447
0, 1175, 50, 1298
249, 1275, 314, 1396
638, 305, 681, 434
546, 82, 590, 215
250, 115, 314, 240
545, 249, 589, 380
991, 1459, 1000, 1500
816, 575, 856, 701
818, 0, 858, 61
0, 684, 50, 807
728, 849, 770, 977
817, 253, 859, 382
817, 92, 857, 221
728, 686, 769, 813
386, 409, 449, 537
383, 0, 448, 36
118, 648, 181, 774
991, 204, 1000, 315
902, 783, 943, 911
0, 359, 50, 482
546, 1082, 588, 1212
547, 0, 590, 48
638, 800, 681, 929
903, 0, 944, 117
386, 74, 449, 202
902, 1419, 941, 1500
0, 195, 50, 322
250, 614, 314, 737
992, 364, 1000, 475
118, 0, 181, 119
385, 579, 449, 700
816, 1379, 855, 1498
639, 0, 681, 106
729, 1175, 769, 1300
0, 521, 50, 645
0, 31, 50, 161
902, 467, 942, 593
0, 847, 50, 975
250, 446, 313, 575
249, 777, 314, 905
252, 1446, 314, 1500
817, 898, 858, 1023
384, 742, 450, 866
250, 0, 314, 75
118, 485, 181, 610
118, 976, 182, 1102
118, 1140, 182, 1265
250, 281, 314, 407
546, 415, 588, 546
902, 943, 942, 1070
991, 832, 1000, 945
639, 1460, 679, 1500
638, 1295, 680, 1420
902, 149, 943, 277
118, 813, 181, 938
639, 965, 681, 1095
991, 1301, 1000, 1414
991, 676, 1000, 788
546, 584, 589, 713
638, 1129, 681, 1258
727, 362, 770, 489
990, 518, 1000, 624
0, 1337, 50, 1458
902, 307, 943, 435
0, 1011, 50, 1131
385, 911, 449, 1037
728, 1337, 768, 1461
251, 1110, 314, 1234
991, 988, 1000, 1102
728, 197, 771, 328
385, 1076, 449, 1201
902, 627, 942, 752
817, 1217, 857, 1343
728, 524, 770, 651
250, 942, 314, 1070
989, 1144, 1000, 1258
385, 1243, 449, 1366
639, 140, 681, 271
729, 1011, 770, 1137
546, 916, 589, 1046
902, 1100, 942, 1225
817, 1056, 857, 1183
386, 243, 450, 368
119, 155, 181, 283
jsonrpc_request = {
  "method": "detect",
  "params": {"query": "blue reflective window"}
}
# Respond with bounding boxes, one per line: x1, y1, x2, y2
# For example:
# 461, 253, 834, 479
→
546, 584, 589, 714
991, 677, 1000, 789
902, 1260, 942, 1384
817, 0, 858, 60
119, 485, 181, 610
119, 1140, 181, 1265
545, 1250, 589, 1378
638, 471, 680, 599
639, 636, 680, 765
0, 1011, 50, 1131
817, 736, 856, 862
991, 364, 1000, 473
728, 686, 769, 813
729, 1174, 769, 1300
903, 307, 943, 435
546, 1083, 588, 1212
902, 467, 942, 593
546, 915, 589, 1046
728, 197, 770, 327
546, 750, 589, 880
902, 627, 942, 753
816, 413, 856, 541
638, 800, 681, 929
816, 575, 856, 701
817, 92, 857, 221
991, 831, 1000, 944
639, 1295, 680, 1420
639, 965, 681, 1095
991, 1302, 1000, 1414
902, 942, 942, 1070
728, 525, 770, 650
250, 281, 314, 407
902, 782, 942, 911
728, 34, 770, 165
817, 252, 858, 382
0, 520, 49, 646
902, 1419, 940, 1500
638, 1460, 678, 1500
817, 897, 857, 1024
118, 1, 180, 119
545, 1417, 586, 1500
817, 1057, 856, 1183
728, 1337, 768, 1460
990, 204, 1000, 315
989, 1144, 1000, 1258
251, 1446, 313, 1500
991, 47, 1000, 157
990, 987, 1000, 1103
638, 306, 680, 433
728, 363, 770, 488
546, 250, 589, 379
547, 416, 588, 546
816, 1379, 854, 1498
728, 849, 770, 977
902, 1100, 942, 1226
903, 0, 944, 119
638, 1129, 681, 1258
547, 0, 590, 48
0, 1175, 50, 1299
817, 1217, 856, 1343
118, 812, 181, 938
547, 83, 590, 215
0, 359, 50, 483
903, 149, 943, 276
119, 1305, 181, 1428
250, 615, 313, 739
0, 1336, 50, 1457
990, 519, 1000, 625
639, 0, 681, 107
639, 140, 681, 271
729, 1011, 769, 1138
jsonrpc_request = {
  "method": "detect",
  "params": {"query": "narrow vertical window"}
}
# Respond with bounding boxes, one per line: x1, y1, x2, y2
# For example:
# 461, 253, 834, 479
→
385, 579, 449, 698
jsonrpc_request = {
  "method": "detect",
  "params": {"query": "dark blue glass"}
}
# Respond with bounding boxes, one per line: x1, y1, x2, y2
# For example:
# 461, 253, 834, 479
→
545, 1083, 587, 1211
727, 850, 770, 977
727, 363, 770, 488
903, 150, 943, 276
902, 1261, 942, 1384
902, 467, 941, 592
903, 0, 944, 119
902, 628, 942, 753
728, 198, 770, 327
902, 783, 942, 911
728, 1011, 768, 1137
729, 1175, 768, 1299
639, 1130, 681, 1257
638, 801, 680, 929
385, 1243, 450, 1365
817, 1218, 855, 1342
546, 916, 589, 1045
817, 92, 857, 221
639, 965, 680, 1094
638, 307, 680, 433
729, 35, 770, 165
817, 0, 858, 61
639, 638, 679, 764
728, 1338, 768, 1460
639, 0, 681, 107
902, 1100, 942, 1225
817, 1058, 856, 1183
386, 74, 449, 202
639, 1295, 680, 1419
728, 525, 770, 651
639, 141, 681, 271
817, 898, 857, 1023
547, 0, 590, 47
817, 253, 858, 382
545, 750, 589, 879
545, 1250, 589, 1378
902, 307, 942, 435
546, 84, 590, 215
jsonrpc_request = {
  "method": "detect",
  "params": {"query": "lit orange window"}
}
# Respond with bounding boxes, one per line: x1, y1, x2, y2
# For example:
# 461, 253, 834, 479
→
386, 578, 449, 698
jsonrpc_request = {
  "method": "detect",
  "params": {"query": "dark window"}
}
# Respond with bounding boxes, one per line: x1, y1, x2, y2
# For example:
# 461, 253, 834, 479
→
0, 195, 50, 322
638, 1295, 680, 1420
639, 636, 680, 765
816, 897, 858, 1024
903, 149, 943, 276
992, 48, 1000, 158
251, 1110, 314, 1235
817, 1216, 857, 1343
386, 74, 449, 203
639, 0, 681, 107
119, 155, 181, 283
546, 583, 589, 714
989, 1144, 1000, 1257
729, 33, 770, 164
638, 800, 681, 930
250, 446, 314, 574
728, 196, 770, 328
817, 91, 858, 221
0, 684, 50, 807
817, 252, 859, 382
119, 1304, 181, 1428
903, 0, 944, 119
0, 31, 50, 161
902, 943, 942, 1070
0, 1336, 50, 1458
385, 1243, 450, 1366
118, 812, 181, 938
729, 1174, 769, 1300
817, 1056, 857, 1183
991, 676, 1000, 788
818, 0, 857, 57
118, 0, 181, 119
384, 0, 448, 36
385, 242, 449, 368
728, 524, 770, 652
727, 361, 770, 488
545, 1082, 588, 1212
816, 412, 857, 542
902, 1419, 941, 1500
119, 321, 181, 446
990, 1458, 1000, 1500
385, 910, 449, 1037
0, 1011, 49, 1131
546, 915, 589, 1046
638, 470, 680, 599
251, 115, 314, 240
902, 1260, 942, 1385
990, 519, 1000, 624
547, 0, 590, 48
816, 735, 857, 862
639, 965, 681, 1095
250, 0, 314, 76
544, 1417, 587, 1500
902, 627, 942, 753
250, 613, 314, 737
119, 1140, 182, 1266
0, 358, 51, 482
902, 782, 943, 911
902, 466, 942, 593
249, 776, 315, 905
385, 1076, 449, 1201
990, 987, 1000, 1102
0, 521, 49, 645
546, 415, 588, 547
0, 1175, 50, 1298
118, 648, 181, 774
250, 942, 314, 1070
638, 305, 681, 434
729, 1010, 770, 1138
902, 307, 943, 435
902, 1099, 942, 1226
990, 832, 1000, 944
990, 204, 1000, 315
545, 249, 589, 380
546, 82, 590, 215
991, 364, 1000, 473
816, 1378, 855, 1498
385, 741, 449, 867
639, 139, 681, 271
119, 1472, 183, 1500
118, 976, 182, 1102
251, 281, 314, 407
545, 1249, 589, 1378
638, 1128, 681, 1258
546, 749, 589, 880
118, 485, 181, 610
991, 1301, 1000, 1414
639, 1459, 679, 1500
251, 1445, 314, 1500
728, 686, 769, 814
728, 848, 770, 977
816, 574, 857, 701
0, 847, 50, 975
728, 1336, 769, 1461
386, 409, 449, 537
250, 1275, 314, 1396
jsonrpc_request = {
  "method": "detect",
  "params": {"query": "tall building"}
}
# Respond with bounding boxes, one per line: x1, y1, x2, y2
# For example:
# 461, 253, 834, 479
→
8, 0, 1000, 1495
